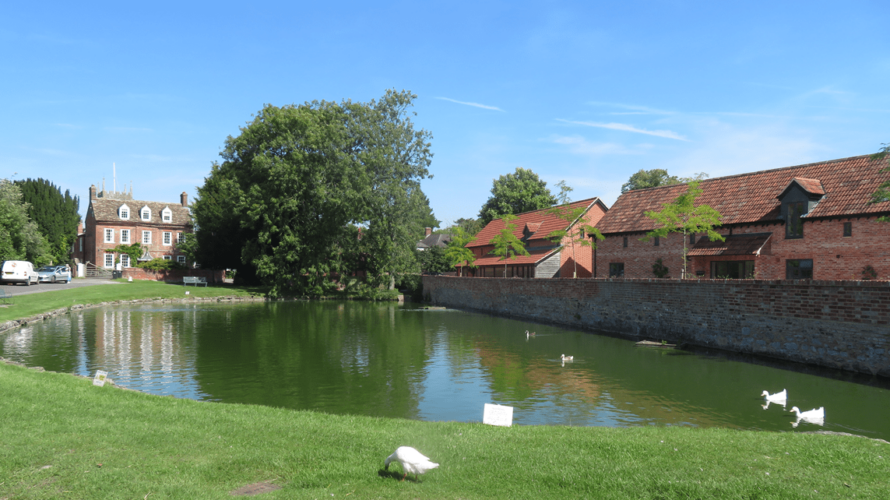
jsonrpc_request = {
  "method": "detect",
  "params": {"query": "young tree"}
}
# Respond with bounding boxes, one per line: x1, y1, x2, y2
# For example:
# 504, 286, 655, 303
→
869, 143, 890, 222
0, 179, 50, 264
546, 202, 604, 279
488, 214, 530, 277
643, 181, 724, 278
478, 168, 556, 225
444, 226, 476, 276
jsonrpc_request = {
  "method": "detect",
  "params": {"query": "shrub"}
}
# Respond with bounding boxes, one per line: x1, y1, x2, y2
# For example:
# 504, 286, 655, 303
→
652, 258, 670, 278
137, 258, 186, 271
862, 265, 878, 280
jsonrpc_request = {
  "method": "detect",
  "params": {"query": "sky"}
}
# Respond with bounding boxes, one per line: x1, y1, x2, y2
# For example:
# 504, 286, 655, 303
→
4, 1, 889, 227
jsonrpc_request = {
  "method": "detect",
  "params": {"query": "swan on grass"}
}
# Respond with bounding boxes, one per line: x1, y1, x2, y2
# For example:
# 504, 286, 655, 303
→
526, 330, 536, 338
790, 406, 825, 428
384, 446, 439, 481
761, 389, 787, 409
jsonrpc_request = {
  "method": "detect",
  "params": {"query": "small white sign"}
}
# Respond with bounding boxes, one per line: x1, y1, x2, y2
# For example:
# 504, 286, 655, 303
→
93, 370, 108, 387
483, 403, 514, 427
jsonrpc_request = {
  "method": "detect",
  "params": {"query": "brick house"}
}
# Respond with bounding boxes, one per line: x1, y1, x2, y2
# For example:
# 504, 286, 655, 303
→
465, 197, 608, 278
593, 154, 890, 280
73, 183, 193, 270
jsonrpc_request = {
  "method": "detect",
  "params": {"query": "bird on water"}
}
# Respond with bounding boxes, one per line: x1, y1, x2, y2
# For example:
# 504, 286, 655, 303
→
384, 446, 439, 481
526, 330, 535, 337
560, 354, 573, 361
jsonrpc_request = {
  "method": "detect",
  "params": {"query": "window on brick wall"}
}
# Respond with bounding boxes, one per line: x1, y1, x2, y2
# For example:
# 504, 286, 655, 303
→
654, 236, 660, 246
163, 255, 172, 261
104, 253, 114, 268
623, 236, 628, 248
142, 231, 152, 244
163, 232, 172, 245
785, 202, 805, 239
711, 260, 755, 279
690, 234, 696, 245
121, 255, 130, 268
104, 228, 114, 243
843, 222, 852, 237
609, 263, 624, 277
177, 255, 186, 265
121, 229, 130, 244
786, 259, 813, 279
177, 232, 185, 244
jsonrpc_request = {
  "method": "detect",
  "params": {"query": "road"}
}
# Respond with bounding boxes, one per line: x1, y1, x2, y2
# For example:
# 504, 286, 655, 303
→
1, 278, 121, 297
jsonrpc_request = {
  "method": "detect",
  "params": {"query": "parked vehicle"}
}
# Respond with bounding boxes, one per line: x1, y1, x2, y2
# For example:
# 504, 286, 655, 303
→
1, 260, 39, 286
37, 265, 72, 284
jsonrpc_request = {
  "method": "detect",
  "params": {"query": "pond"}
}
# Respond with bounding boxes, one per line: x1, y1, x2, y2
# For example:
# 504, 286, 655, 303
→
3, 301, 889, 440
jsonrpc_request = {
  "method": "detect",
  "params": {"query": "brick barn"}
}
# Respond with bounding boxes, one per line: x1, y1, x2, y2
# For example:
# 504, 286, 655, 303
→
73, 183, 193, 271
593, 154, 890, 280
465, 197, 608, 278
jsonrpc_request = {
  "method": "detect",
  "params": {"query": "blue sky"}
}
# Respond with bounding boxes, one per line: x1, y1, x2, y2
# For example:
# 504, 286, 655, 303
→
4, 1, 889, 227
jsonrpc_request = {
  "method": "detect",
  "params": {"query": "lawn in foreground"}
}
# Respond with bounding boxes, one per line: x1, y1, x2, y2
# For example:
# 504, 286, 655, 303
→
1, 362, 887, 499
0, 280, 267, 324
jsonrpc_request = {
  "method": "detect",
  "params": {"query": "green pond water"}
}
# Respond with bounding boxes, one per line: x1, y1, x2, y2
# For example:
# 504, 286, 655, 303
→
2, 300, 889, 440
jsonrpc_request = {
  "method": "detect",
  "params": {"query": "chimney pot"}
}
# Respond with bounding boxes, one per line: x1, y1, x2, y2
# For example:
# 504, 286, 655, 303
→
89, 185, 97, 200
425, 227, 432, 237
181, 192, 188, 207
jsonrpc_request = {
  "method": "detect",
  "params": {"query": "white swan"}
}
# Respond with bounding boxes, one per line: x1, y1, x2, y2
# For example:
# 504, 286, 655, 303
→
526, 330, 536, 337
790, 406, 825, 428
761, 389, 787, 409
384, 446, 439, 481
560, 354, 573, 361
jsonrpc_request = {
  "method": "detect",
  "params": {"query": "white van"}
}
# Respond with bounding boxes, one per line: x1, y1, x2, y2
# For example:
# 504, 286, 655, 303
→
1, 260, 39, 286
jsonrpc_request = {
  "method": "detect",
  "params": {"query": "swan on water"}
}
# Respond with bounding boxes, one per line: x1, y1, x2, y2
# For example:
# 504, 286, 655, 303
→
761, 389, 787, 409
790, 406, 825, 427
384, 446, 439, 481
526, 330, 536, 337
560, 354, 573, 361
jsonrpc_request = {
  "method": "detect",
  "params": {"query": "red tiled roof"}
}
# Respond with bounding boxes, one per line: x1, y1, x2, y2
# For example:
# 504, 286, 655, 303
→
468, 197, 606, 248
473, 247, 559, 266
596, 155, 890, 234
687, 233, 771, 257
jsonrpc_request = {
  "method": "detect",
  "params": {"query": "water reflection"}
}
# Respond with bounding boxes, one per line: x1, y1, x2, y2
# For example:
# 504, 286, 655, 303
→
2, 301, 890, 441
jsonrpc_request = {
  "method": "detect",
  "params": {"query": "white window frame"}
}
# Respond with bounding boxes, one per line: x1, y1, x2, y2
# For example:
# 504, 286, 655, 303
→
177, 255, 186, 265
104, 253, 114, 268
141, 206, 152, 221
119, 204, 130, 220
121, 254, 130, 268
121, 229, 130, 244
163, 255, 172, 261
142, 230, 152, 244
177, 232, 185, 244
104, 228, 114, 243
162, 207, 172, 223
163, 231, 172, 246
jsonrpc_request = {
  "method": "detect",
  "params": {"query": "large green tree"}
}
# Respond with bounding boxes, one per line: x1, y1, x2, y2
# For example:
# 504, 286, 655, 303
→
15, 178, 80, 265
478, 168, 556, 226
0, 179, 51, 264
643, 181, 724, 278
621, 169, 709, 193
869, 143, 890, 222
191, 90, 434, 295
488, 214, 530, 277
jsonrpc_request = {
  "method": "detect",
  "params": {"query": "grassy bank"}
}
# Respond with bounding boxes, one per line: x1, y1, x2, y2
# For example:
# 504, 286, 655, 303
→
0, 280, 267, 325
1, 362, 887, 499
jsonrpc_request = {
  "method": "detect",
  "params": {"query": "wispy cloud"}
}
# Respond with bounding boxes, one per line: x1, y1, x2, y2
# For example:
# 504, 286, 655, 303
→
556, 118, 689, 141
549, 135, 647, 155
435, 97, 504, 112
586, 101, 675, 115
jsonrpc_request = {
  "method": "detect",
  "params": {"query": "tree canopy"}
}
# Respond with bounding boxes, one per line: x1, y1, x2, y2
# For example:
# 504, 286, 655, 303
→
0, 179, 51, 265
15, 178, 80, 265
643, 181, 724, 278
478, 168, 556, 226
621, 169, 709, 193
190, 90, 435, 296
869, 143, 890, 222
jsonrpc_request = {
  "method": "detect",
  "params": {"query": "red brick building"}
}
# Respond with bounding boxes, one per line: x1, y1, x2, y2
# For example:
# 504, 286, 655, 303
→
73, 183, 193, 270
594, 155, 890, 280
465, 197, 608, 278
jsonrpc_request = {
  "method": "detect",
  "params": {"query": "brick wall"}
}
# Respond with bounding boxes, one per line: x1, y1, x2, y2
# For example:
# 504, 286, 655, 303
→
595, 216, 890, 280
122, 268, 224, 284
423, 276, 890, 377
558, 203, 606, 278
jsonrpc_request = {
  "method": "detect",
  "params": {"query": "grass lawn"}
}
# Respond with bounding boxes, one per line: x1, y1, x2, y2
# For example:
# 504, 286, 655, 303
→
0, 280, 268, 324
1, 280, 888, 498
1, 362, 887, 499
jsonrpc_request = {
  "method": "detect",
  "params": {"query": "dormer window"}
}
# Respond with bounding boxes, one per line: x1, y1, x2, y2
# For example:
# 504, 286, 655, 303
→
777, 177, 824, 240
140, 206, 151, 221
161, 207, 172, 223
119, 204, 130, 220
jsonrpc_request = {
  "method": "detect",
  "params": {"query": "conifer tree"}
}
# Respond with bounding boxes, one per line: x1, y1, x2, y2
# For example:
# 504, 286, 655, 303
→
15, 178, 80, 265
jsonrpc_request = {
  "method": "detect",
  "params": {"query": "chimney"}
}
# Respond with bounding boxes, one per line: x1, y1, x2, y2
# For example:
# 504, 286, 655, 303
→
425, 227, 432, 237
89, 184, 97, 200
181, 192, 188, 207
77, 222, 84, 234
